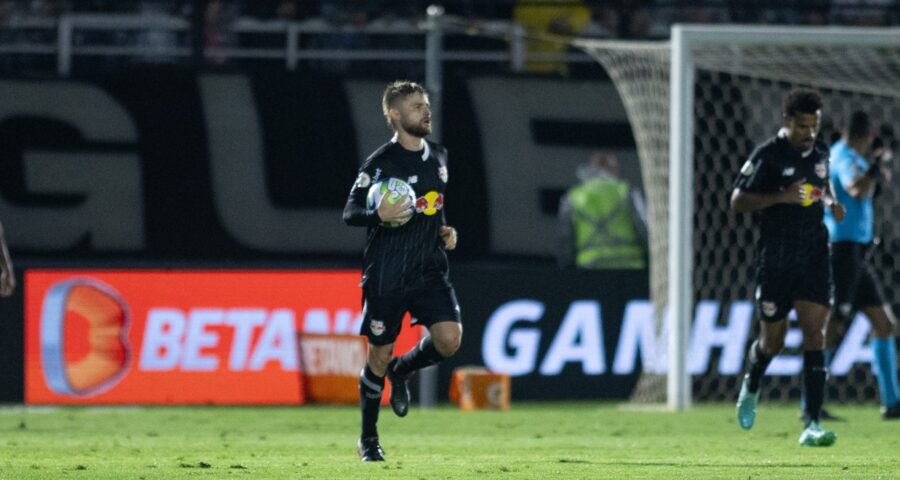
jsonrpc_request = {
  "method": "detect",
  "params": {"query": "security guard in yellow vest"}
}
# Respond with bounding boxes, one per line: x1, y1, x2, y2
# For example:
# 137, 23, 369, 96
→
558, 152, 647, 269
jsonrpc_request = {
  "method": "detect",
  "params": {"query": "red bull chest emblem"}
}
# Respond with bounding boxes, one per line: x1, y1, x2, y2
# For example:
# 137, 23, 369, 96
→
801, 183, 824, 207
415, 191, 444, 216
40, 278, 131, 396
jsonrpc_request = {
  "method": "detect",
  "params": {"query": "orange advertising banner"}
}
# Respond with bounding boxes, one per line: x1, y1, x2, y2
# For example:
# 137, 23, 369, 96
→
25, 270, 418, 405
298, 334, 369, 405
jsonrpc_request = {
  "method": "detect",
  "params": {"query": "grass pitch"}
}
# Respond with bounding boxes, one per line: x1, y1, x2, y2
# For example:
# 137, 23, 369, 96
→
1, 402, 898, 479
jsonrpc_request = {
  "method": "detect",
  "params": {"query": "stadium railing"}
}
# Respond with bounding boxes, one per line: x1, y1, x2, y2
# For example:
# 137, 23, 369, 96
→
0, 13, 598, 76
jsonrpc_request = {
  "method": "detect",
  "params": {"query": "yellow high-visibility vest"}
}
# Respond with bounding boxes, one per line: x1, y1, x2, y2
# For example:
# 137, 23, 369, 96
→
568, 177, 645, 269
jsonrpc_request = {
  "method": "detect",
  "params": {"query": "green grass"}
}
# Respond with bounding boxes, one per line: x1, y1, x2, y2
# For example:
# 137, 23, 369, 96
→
0, 402, 898, 479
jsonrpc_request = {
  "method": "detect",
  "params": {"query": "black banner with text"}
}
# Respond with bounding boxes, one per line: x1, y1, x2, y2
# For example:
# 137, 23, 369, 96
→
441, 267, 649, 400
0, 68, 635, 261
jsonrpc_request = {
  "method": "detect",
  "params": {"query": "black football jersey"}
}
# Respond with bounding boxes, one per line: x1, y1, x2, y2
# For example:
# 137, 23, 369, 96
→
733, 134, 831, 265
343, 138, 451, 295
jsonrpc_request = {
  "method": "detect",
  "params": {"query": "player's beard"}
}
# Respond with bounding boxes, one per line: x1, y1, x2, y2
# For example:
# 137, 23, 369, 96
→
400, 117, 431, 138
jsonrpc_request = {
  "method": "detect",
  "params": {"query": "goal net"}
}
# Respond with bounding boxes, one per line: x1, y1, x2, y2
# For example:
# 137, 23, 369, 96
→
577, 26, 900, 406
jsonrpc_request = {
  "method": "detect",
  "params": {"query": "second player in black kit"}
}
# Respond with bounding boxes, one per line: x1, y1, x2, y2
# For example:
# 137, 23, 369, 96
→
732, 89, 846, 447
343, 81, 462, 462
734, 126, 832, 319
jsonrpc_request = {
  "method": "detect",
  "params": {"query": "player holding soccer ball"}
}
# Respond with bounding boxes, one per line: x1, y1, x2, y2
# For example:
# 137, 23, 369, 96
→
342, 80, 461, 462
731, 89, 845, 447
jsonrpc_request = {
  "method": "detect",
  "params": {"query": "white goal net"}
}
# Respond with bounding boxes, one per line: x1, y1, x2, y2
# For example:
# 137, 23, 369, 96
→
577, 26, 900, 405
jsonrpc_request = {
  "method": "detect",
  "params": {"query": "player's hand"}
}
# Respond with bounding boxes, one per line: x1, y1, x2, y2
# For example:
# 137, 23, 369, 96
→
869, 147, 894, 186
440, 225, 457, 251
830, 202, 846, 223
778, 178, 807, 205
376, 194, 413, 223
0, 268, 15, 297
873, 149, 892, 184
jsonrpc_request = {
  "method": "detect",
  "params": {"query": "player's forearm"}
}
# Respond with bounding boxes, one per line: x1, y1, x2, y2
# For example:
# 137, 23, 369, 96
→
846, 174, 876, 199
0, 246, 12, 275
342, 201, 381, 227
0, 224, 12, 274
730, 189, 783, 213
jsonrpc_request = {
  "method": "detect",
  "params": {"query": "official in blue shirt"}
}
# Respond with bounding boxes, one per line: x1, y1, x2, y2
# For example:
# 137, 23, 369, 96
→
824, 111, 899, 419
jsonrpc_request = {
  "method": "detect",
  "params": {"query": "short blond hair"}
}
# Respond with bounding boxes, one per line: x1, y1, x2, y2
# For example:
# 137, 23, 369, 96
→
381, 80, 427, 127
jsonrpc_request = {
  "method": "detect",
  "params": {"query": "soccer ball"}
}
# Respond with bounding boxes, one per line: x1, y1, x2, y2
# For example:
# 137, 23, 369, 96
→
366, 178, 416, 227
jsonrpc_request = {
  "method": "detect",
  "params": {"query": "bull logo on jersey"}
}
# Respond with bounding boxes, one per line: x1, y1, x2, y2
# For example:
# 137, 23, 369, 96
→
415, 191, 444, 216
815, 162, 827, 179
801, 183, 824, 207
40, 278, 131, 397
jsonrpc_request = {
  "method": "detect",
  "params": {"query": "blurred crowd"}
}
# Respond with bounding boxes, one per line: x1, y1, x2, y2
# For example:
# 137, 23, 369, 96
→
1, 0, 897, 76
1, 1, 898, 37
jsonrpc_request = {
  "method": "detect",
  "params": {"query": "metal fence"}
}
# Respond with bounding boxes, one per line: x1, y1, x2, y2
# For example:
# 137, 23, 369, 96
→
0, 12, 600, 76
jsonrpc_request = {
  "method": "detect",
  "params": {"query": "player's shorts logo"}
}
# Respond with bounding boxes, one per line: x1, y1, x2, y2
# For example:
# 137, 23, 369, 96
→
369, 319, 385, 336
415, 191, 444, 216
838, 303, 853, 317
40, 278, 131, 397
760, 301, 777, 318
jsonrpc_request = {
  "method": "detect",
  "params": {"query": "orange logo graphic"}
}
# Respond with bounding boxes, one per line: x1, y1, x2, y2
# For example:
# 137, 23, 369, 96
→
414, 191, 444, 215
40, 279, 130, 396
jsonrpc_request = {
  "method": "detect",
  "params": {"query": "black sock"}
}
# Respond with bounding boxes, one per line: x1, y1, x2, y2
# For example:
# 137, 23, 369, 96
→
746, 340, 773, 393
392, 336, 445, 378
359, 365, 384, 439
803, 350, 826, 425
800, 348, 832, 411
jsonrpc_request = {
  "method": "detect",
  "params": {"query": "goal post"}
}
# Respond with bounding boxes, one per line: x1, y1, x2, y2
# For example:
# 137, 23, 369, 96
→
578, 25, 900, 411
669, 25, 693, 411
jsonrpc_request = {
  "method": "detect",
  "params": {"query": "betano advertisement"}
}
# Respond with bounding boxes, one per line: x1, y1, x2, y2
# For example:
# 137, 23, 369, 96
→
26, 268, 879, 404
25, 270, 418, 405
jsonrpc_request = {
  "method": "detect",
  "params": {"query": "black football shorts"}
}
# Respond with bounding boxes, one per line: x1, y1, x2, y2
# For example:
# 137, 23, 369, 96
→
360, 285, 461, 345
755, 248, 833, 322
832, 241, 887, 318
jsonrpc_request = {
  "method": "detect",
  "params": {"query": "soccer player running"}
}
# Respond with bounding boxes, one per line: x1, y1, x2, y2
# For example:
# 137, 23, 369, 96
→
343, 81, 462, 462
0, 220, 15, 297
823, 111, 900, 419
731, 89, 845, 447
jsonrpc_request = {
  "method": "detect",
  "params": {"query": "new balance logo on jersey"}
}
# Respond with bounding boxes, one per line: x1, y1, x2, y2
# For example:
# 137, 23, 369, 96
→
782, 167, 795, 176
